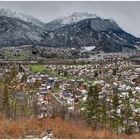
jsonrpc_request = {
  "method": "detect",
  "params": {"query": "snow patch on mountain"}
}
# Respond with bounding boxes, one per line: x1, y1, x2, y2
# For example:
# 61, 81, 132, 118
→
61, 12, 98, 25
105, 34, 111, 38
113, 33, 124, 41
0, 8, 45, 28
81, 46, 96, 52
134, 45, 140, 50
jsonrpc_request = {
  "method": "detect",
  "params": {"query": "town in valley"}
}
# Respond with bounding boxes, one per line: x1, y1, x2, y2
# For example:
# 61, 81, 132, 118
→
0, 45, 140, 138
0, 2, 140, 138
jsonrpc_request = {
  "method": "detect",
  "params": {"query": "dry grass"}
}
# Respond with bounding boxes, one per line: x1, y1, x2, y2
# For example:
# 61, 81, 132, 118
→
0, 114, 139, 139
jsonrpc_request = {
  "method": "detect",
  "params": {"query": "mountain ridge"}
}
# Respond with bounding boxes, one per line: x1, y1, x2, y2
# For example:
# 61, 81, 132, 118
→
43, 17, 140, 52
0, 15, 47, 46
0, 9, 139, 52
45, 12, 99, 30
0, 8, 46, 29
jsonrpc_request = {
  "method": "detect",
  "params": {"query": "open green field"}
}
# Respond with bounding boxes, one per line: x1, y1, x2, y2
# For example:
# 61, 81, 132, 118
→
29, 64, 47, 73
135, 102, 140, 108
30, 64, 58, 76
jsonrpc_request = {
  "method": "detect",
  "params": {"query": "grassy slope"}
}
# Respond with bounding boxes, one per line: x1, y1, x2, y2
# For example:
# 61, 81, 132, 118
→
0, 115, 139, 139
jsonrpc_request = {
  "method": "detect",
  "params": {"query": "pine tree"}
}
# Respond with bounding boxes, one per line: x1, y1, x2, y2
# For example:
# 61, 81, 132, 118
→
21, 73, 27, 83
85, 84, 100, 129
86, 85, 94, 119
124, 96, 132, 134
2, 84, 10, 118
111, 87, 120, 133
94, 71, 98, 78
113, 68, 117, 76
128, 89, 133, 98
100, 93, 107, 128
10, 64, 18, 79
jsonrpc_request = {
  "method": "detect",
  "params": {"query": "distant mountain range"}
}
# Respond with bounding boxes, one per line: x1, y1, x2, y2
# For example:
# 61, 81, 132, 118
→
0, 8, 46, 28
0, 8, 140, 52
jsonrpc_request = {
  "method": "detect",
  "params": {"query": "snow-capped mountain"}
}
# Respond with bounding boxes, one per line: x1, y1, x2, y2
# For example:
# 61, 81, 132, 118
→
0, 9, 139, 52
43, 17, 140, 52
0, 8, 45, 29
0, 16, 47, 46
45, 12, 99, 30
61, 12, 98, 25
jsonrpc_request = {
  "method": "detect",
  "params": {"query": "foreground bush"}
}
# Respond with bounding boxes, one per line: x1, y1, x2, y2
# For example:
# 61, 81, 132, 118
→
0, 114, 139, 139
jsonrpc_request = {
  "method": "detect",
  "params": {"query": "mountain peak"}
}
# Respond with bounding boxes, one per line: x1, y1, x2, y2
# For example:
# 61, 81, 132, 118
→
70, 12, 98, 18
62, 12, 98, 25
0, 8, 45, 28
0, 8, 16, 17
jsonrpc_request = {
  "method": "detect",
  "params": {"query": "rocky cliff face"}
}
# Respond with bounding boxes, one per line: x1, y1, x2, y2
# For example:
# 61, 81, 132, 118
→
0, 16, 47, 46
43, 17, 140, 52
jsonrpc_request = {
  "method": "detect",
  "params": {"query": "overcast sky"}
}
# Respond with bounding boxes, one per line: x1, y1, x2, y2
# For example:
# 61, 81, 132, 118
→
0, 1, 140, 37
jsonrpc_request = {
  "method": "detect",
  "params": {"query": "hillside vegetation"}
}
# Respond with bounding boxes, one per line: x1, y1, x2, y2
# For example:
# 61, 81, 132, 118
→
0, 114, 139, 139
